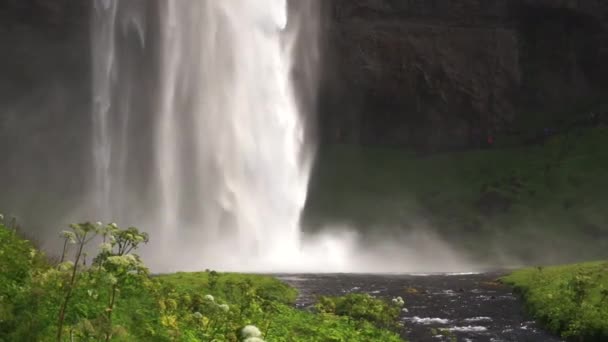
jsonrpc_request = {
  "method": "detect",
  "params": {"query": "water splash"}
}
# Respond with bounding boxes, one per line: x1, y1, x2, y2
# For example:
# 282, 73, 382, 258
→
91, 0, 321, 272
90, 1, 474, 273
153, 0, 315, 270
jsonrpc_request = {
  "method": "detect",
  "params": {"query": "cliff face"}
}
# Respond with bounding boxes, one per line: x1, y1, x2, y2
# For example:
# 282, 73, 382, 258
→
1, 0, 607, 156
0, 1, 90, 215
0, 1, 88, 93
319, 0, 608, 151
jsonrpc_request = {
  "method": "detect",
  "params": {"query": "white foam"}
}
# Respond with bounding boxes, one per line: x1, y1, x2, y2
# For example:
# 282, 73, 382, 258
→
464, 316, 493, 322
448, 326, 488, 332
407, 317, 451, 325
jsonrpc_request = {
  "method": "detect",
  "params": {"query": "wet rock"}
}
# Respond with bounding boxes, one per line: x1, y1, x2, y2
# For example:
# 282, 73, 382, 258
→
2, 1, 608, 154
320, 0, 608, 150
405, 287, 420, 294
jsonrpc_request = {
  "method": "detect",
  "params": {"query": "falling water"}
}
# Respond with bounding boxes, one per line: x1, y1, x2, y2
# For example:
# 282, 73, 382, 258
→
91, 0, 147, 221
90, 0, 476, 273
91, 0, 117, 220
91, 0, 321, 271
155, 0, 313, 270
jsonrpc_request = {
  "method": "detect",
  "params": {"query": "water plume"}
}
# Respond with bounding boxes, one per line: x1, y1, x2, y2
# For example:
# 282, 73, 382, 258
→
90, 1, 475, 273
91, 0, 323, 272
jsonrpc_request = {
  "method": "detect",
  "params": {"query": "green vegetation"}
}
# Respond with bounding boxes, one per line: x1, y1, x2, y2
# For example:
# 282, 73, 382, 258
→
315, 293, 404, 331
305, 127, 608, 262
502, 261, 608, 341
0, 221, 404, 341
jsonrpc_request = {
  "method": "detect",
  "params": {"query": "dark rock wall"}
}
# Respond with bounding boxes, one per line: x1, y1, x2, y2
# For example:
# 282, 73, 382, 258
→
319, 0, 608, 151
0, 1, 90, 220
1, 0, 607, 160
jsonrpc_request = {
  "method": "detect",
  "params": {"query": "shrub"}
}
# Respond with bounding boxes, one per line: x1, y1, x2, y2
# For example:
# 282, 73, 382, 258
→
315, 293, 404, 331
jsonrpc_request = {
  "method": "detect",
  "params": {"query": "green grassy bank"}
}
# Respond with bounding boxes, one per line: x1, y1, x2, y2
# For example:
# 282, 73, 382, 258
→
305, 127, 608, 263
502, 261, 608, 341
0, 222, 404, 341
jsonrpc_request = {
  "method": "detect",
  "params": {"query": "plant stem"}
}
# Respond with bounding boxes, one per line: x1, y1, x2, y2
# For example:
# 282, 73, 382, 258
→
105, 284, 118, 341
57, 232, 87, 341
264, 320, 272, 339
60, 238, 68, 264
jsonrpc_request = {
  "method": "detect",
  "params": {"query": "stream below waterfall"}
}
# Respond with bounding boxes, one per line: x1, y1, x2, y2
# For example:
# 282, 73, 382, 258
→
276, 272, 562, 342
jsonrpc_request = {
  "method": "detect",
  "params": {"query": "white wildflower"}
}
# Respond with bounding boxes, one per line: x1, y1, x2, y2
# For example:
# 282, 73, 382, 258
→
99, 243, 112, 253
110, 223, 118, 229
107, 254, 139, 268
96, 221, 103, 227
106, 273, 118, 285
60, 231, 77, 243
392, 296, 405, 307
244, 338, 265, 342
204, 294, 215, 302
124, 254, 138, 264
218, 304, 229, 312
193, 312, 203, 319
58, 261, 74, 272
241, 325, 262, 338
107, 256, 129, 267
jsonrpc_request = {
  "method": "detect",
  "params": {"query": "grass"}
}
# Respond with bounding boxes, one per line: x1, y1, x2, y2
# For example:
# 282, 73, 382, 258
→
157, 272, 298, 305
0, 223, 405, 341
502, 261, 608, 341
304, 127, 608, 262
150, 272, 404, 341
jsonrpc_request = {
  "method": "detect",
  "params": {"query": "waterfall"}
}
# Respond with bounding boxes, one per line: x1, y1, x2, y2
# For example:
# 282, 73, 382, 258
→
91, 0, 147, 221
91, 0, 118, 220
91, 0, 318, 271
90, 1, 472, 274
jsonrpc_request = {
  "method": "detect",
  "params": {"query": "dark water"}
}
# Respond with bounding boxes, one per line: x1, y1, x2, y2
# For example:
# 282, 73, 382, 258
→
275, 272, 562, 342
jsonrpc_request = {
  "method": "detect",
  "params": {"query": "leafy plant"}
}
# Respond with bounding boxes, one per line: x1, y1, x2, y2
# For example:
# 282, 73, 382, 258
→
56, 222, 99, 341
0, 222, 405, 341
503, 261, 608, 341
315, 293, 404, 331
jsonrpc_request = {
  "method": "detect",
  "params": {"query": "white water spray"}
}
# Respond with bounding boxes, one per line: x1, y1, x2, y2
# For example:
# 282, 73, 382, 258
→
91, 1, 474, 273
91, 0, 330, 272
154, 0, 313, 270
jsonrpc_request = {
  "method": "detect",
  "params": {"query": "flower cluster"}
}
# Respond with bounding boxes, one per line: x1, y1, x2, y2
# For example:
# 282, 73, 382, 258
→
391, 296, 405, 307
60, 230, 77, 243
99, 242, 112, 253
242, 325, 265, 342
201, 294, 230, 312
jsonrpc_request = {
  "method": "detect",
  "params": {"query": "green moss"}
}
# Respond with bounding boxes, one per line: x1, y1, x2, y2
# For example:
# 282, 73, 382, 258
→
502, 261, 608, 341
